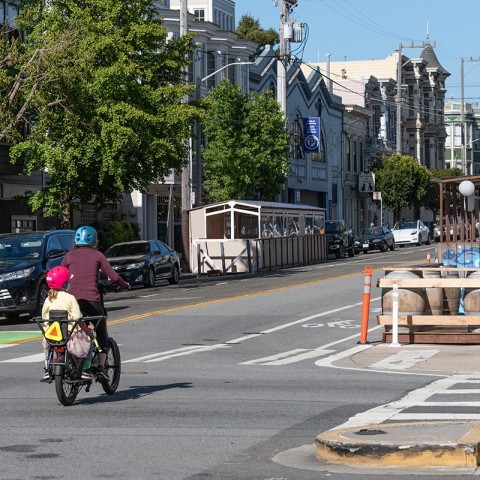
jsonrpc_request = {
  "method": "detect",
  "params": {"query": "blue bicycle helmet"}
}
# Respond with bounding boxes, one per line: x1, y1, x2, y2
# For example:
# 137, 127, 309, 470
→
75, 226, 98, 246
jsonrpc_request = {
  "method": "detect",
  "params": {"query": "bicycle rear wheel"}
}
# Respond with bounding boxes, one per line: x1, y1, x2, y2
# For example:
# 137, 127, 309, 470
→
102, 337, 121, 395
55, 353, 79, 406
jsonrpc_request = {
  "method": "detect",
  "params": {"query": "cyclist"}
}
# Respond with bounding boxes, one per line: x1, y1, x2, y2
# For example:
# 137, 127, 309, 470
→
41, 266, 83, 381
61, 226, 130, 383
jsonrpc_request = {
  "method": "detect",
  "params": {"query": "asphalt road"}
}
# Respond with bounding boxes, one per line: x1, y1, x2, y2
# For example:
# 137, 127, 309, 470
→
3, 243, 475, 480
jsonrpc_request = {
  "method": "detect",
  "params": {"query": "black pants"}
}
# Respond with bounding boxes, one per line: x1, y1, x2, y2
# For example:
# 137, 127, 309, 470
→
77, 299, 108, 353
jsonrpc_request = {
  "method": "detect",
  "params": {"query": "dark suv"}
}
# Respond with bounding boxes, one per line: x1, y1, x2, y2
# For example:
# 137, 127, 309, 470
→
0, 230, 75, 319
325, 220, 355, 259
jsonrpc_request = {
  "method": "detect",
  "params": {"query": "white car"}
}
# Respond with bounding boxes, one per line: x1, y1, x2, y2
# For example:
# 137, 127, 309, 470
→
392, 219, 431, 247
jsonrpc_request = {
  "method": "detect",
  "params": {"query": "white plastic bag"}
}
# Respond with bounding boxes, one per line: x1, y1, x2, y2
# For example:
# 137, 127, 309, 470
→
67, 330, 92, 358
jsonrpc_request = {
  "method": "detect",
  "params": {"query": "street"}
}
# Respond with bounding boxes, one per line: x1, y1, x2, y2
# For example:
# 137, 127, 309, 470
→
1, 244, 478, 479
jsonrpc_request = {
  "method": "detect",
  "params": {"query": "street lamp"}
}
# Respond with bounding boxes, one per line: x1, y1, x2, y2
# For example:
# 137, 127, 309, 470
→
194, 61, 254, 206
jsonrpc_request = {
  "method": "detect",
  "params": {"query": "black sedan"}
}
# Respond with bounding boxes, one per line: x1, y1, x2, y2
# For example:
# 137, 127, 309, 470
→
104, 240, 181, 288
354, 226, 395, 254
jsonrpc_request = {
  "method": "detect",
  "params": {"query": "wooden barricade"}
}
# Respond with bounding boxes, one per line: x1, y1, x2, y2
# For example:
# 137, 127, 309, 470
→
377, 267, 480, 344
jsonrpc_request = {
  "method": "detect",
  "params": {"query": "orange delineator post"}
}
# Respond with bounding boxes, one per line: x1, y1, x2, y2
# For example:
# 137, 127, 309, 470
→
358, 265, 373, 344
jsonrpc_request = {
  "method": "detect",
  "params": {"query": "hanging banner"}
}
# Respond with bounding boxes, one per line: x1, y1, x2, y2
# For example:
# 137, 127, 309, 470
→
303, 117, 320, 153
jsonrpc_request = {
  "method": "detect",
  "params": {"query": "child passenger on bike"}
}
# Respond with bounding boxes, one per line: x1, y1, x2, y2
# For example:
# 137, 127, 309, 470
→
40, 266, 83, 382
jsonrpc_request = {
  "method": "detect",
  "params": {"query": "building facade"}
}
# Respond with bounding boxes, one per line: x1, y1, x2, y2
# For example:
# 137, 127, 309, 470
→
444, 101, 480, 174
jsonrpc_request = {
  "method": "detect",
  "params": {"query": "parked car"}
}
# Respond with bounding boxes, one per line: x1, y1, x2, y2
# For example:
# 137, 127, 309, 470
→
433, 216, 479, 242
103, 240, 181, 288
392, 219, 431, 247
0, 230, 75, 319
325, 220, 355, 259
355, 226, 395, 254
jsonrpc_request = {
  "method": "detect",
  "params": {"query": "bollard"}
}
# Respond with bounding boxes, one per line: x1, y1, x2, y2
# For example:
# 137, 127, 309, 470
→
358, 265, 373, 344
390, 283, 400, 347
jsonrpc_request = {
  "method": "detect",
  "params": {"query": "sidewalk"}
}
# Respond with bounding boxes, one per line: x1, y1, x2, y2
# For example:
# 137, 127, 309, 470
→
315, 342, 480, 468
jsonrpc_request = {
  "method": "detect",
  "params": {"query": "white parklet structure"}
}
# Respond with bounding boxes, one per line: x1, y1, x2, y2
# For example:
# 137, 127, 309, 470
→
188, 200, 327, 274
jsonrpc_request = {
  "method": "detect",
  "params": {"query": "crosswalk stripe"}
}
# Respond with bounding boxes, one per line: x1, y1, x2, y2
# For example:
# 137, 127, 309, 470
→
395, 413, 480, 420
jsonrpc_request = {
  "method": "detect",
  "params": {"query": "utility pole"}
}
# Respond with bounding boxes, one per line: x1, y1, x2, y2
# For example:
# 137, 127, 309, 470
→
180, 0, 191, 270
460, 57, 480, 174
395, 43, 402, 154
278, 0, 297, 202
277, 0, 289, 115
461, 57, 465, 173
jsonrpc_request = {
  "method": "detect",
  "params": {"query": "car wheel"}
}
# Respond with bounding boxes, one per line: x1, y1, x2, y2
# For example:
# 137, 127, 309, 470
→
381, 242, 388, 252
347, 246, 355, 257
168, 265, 180, 285
390, 242, 395, 251
425, 234, 431, 245
416, 236, 422, 246
335, 245, 345, 259
144, 267, 156, 288
34, 283, 49, 317
363, 249, 368, 255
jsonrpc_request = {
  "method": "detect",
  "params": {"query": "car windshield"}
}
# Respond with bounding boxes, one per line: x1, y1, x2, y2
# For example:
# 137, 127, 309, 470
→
105, 242, 149, 257
363, 227, 382, 236
394, 221, 416, 230
325, 222, 342, 233
0, 236, 43, 260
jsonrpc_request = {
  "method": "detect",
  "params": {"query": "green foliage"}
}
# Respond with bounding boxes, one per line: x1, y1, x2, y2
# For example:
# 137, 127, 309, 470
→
236, 14, 278, 53
201, 79, 289, 202
0, 0, 201, 225
93, 220, 140, 251
374, 154, 432, 220
423, 167, 463, 217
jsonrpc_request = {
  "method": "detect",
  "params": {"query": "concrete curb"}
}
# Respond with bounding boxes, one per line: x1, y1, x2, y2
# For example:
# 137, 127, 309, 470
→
316, 421, 480, 468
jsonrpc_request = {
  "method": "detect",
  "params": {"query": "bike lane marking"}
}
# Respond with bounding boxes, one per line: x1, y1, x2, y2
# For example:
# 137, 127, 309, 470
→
241, 348, 336, 365
123, 299, 383, 364
2, 352, 43, 363
0, 331, 42, 344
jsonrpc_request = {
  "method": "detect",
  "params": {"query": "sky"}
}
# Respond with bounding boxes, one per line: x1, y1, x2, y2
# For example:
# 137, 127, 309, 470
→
238, 0, 480, 105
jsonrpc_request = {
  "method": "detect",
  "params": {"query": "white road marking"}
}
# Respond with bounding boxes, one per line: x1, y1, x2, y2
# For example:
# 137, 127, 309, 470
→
335, 375, 480, 429
241, 349, 335, 365
395, 413, 480, 420
2, 353, 44, 363
1, 297, 383, 365
143, 344, 229, 362
370, 349, 439, 370
124, 344, 231, 363
314, 345, 372, 367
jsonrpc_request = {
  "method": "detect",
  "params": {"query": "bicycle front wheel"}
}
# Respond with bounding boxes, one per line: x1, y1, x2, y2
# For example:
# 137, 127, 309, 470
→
102, 337, 121, 395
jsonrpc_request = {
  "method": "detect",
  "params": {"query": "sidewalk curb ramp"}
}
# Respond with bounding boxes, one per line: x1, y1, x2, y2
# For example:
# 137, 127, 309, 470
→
316, 421, 480, 468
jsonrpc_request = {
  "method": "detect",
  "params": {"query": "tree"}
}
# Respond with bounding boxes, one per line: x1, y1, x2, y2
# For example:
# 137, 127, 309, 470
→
236, 15, 279, 54
0, 0, 200, 226
373, 154, 432, 221
201, 79, 289, 202
423, 167, 463, 221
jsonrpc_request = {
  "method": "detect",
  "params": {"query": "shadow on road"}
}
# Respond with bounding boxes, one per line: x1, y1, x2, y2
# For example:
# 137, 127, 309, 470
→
76, 382, 194, 405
